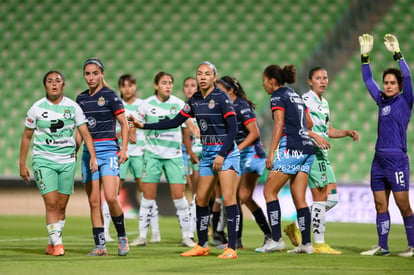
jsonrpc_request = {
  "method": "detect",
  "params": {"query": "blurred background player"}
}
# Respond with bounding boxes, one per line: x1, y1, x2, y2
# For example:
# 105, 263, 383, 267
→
216, 76, 271, 249
102, 74, 161, 244
284, 67, 359, 254
131, 71, 195, 247
255, 64, 315, 254
19, 71, 98, 256
181, 76, 202, 241
359, 34, 414, 257
76, 58, 129, 256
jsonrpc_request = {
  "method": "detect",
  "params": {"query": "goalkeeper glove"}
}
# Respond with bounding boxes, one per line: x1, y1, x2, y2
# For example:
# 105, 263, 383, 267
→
359, 34, 373, 63
384, 34, 403, 61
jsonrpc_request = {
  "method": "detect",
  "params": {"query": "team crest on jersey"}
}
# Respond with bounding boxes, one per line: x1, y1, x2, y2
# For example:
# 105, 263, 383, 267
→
170, 106, 177, 115
183, 104, 191, 113
63, 109, 71, 119
98, 96, 105, 106
321, 173, 326, 182
382, 105, 391, 116
26, 117, 34, 124
39, 181, 46, 191
208, 99, 215, 109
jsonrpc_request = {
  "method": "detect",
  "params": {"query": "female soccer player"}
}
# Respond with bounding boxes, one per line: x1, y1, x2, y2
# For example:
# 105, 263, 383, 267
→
181, 76, 202, 241
255, 64, 315, 254
359, 34, 414, 257
19, 71, 98, 256
216, 76, 271, 248
284, 67, 359, 254
132, 72, 194, 248
111, 74, 161, 245
129, 61, 241, 259
76, 58, 129, 256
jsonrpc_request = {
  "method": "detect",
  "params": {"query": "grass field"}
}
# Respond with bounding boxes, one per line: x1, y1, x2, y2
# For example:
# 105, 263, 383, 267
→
0, 215, 413, 275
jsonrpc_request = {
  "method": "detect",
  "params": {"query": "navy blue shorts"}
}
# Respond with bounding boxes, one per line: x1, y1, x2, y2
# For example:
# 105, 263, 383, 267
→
370, 151, 409, 192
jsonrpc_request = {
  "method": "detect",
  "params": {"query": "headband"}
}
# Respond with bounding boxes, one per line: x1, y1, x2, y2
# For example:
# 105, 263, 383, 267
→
83, 59, 104, 72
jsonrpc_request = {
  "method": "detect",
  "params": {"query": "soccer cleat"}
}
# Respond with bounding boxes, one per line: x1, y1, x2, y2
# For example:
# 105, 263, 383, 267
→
211, 231, 228, 247
52, 244, 65, 256
313, 243, 342, 255
87, 246, 108, 256
398, 246, 414, 257
287, 243, 314, 254
255, 238, 286, 253
131, 236, 147, 246
236, 238, 244, 249
181, 237, 196, 247
283, 222, 301, 247
217, 247, 237, 259
150, 232, 161, 243
360, 245, 390, 256
118, 236, 129, 256
104, 231, 114, 242
180, 244, 210, 257
45, 245, 54, 255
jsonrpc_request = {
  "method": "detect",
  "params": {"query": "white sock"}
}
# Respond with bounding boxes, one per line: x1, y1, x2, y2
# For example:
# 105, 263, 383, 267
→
58, 219, 66, 231
150, 201, 160, 234
189, 194, 196, 238
174, 197, 191, 239
217, 199, 226, 232
102, 200, 111, 233
312, 201, 326, 244
47, 223, 62, 245
326, 193, 338, 211
139, 197, 155, 238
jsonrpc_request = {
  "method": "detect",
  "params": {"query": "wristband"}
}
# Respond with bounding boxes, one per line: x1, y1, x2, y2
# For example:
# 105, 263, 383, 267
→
361, 54, 370, 64
393, 51, 403, 61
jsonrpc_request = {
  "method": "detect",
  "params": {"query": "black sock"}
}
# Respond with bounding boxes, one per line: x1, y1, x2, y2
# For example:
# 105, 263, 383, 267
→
238, 211, 243, 239
252, 208, 272, 236
297, 207, 311, 245
197, 205, 210, 247
111, 213, 126, 238
266, 200, 281, 241
92, 227, 105, 246
212, 211, 220, 234
226, 204, 240, 250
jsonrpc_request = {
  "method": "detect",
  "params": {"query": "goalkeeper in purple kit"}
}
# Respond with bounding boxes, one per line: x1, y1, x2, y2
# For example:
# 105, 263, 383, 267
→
359, 33, 414, 257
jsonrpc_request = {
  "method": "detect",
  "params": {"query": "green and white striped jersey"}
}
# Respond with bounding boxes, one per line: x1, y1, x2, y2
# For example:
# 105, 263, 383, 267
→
302, 90, 330, 153
137, 95, 185, 159
119, 98, 145, 156
25, 96, 88, 164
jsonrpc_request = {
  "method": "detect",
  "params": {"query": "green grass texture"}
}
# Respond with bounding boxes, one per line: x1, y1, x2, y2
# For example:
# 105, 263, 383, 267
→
0, 215, 413, 274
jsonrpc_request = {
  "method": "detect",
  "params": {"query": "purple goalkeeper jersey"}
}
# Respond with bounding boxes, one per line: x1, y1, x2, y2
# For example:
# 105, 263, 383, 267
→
362, 59, 413, 152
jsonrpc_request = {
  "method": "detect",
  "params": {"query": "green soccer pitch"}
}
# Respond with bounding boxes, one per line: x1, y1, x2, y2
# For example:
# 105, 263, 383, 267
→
0, 216, 413, 274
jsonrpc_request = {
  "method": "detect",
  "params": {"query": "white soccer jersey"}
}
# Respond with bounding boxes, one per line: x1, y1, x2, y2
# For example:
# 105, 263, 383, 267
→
137, 95, 185, 159
302, 90, 330, 140
25, 96, 88, 163
121, 98, 145, 156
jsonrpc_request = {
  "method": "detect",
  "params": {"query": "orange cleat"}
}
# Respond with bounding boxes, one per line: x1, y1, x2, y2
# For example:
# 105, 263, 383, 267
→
180, 244, 210, 257
45, 245, 54, 255
217, 247, 237, 259
52, 244, 65, 256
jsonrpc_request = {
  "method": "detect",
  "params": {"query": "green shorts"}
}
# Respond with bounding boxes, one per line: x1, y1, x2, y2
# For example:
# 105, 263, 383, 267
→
142, 155, 186, 184
120, 155, 143, 180
32, 157, 76, 196
308, 152, 336, 189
